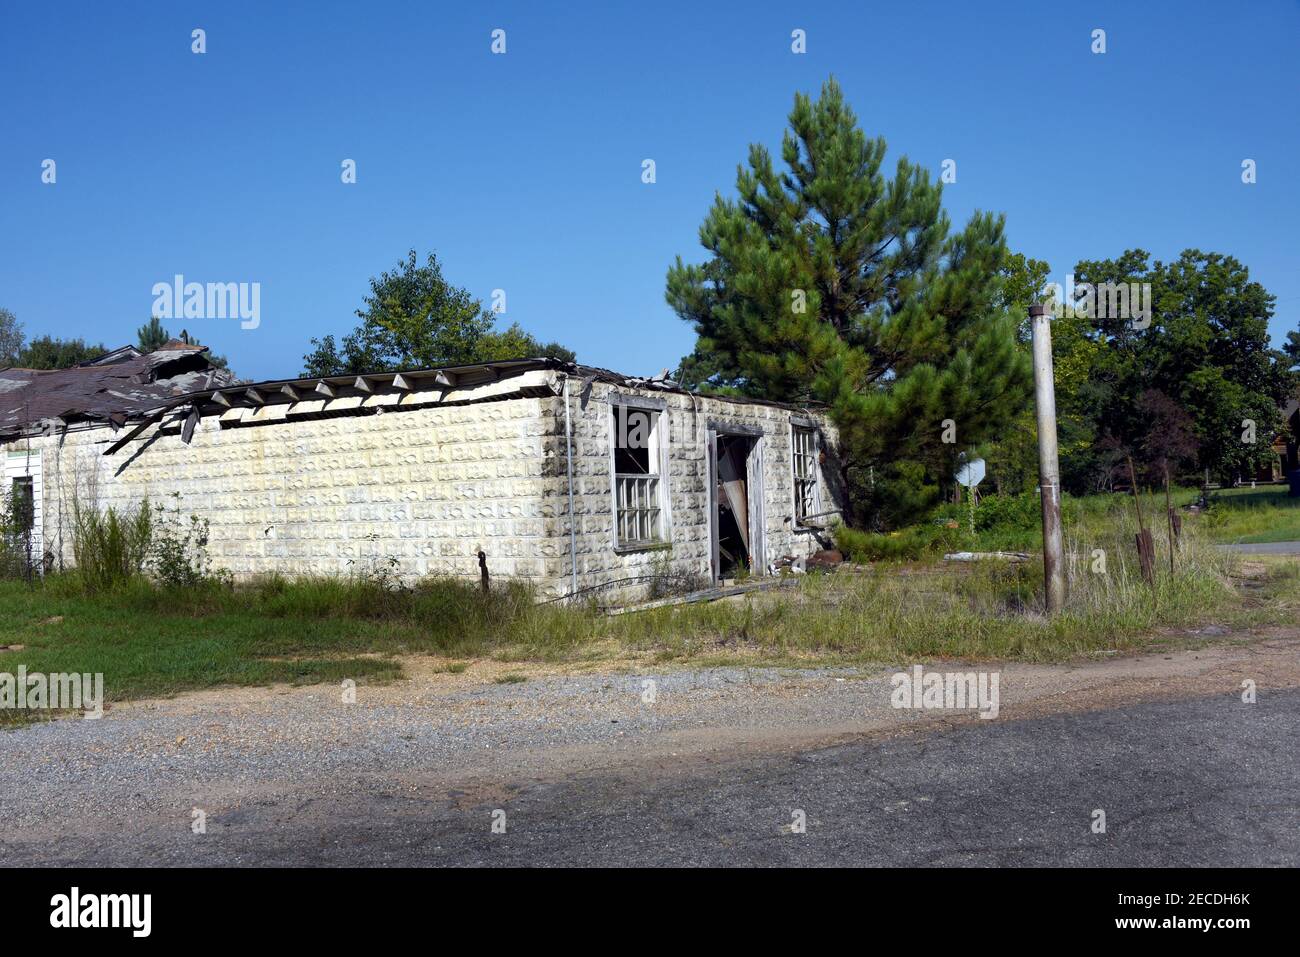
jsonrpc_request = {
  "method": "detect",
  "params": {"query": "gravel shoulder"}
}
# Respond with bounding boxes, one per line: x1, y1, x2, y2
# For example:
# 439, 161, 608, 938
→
2, 629, 1298, 865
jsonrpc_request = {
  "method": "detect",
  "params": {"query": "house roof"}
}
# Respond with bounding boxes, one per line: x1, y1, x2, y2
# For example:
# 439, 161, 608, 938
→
2, 350, 817, 448
0, 344, 234, 440
172, 357, 807, 421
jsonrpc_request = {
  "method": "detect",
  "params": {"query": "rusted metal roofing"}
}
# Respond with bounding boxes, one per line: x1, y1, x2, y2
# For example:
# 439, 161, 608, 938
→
0, 342, 234, 440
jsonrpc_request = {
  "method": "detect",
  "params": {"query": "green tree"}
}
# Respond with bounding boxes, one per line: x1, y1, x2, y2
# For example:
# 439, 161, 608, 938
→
302, 250, 574, 377
16, 336, 109, 369
1071, 249, 1286, 486
665, 78, 1032, 527
0, 308, 23, 365
137, 316, 170, 352
475, 322, 576, 363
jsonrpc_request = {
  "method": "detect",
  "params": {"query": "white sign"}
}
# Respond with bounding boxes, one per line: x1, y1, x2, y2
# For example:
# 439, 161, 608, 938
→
955, 456, 985, 488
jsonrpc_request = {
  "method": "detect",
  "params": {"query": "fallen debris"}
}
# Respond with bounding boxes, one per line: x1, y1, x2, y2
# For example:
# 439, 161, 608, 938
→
608, 576, 803, 616
943, 551, 1030, 563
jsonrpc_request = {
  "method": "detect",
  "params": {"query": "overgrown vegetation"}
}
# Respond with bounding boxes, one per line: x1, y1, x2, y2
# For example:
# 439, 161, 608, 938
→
3, 503, 1296, 727
69, 496, 153, 592
0, 485, 35, 580
4, 480, 1297, 728
148, 494, 229, 589
834, 484, 1300, 557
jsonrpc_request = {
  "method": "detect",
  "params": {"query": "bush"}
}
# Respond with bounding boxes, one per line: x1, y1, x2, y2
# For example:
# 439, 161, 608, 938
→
149, 494, 227, 588
833, 523, 961, 562
70, 496, 152, 592
0, 487, 34, 580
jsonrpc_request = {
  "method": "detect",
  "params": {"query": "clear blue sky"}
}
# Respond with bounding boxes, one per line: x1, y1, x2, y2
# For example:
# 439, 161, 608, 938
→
2, 0, 1297, 382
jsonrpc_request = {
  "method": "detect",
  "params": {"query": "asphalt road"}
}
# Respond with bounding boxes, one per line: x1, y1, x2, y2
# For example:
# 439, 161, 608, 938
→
211, 690, 1300, 866
1221, 541, 1300, 555
7, 687, 1297, 867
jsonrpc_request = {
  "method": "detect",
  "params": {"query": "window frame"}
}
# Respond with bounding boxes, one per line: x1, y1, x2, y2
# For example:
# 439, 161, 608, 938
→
10, 476, 34, 535
608, 394, 671, 552
790, 421, 821, 528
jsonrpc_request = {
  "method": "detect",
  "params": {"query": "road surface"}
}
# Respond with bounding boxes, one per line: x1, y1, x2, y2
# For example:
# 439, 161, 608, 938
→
1221, 541, 1300, 555
2, 635, 1298, 866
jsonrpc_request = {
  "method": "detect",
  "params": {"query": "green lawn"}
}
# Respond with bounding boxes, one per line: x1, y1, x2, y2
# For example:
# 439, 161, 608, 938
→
0, 579, 403, 716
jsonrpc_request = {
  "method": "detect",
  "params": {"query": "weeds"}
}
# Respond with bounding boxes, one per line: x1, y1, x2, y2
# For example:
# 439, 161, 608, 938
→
149, 493, 228, 589
0, 485, 35, 581
69, 495, 152, 592
3, 487, 1294, 720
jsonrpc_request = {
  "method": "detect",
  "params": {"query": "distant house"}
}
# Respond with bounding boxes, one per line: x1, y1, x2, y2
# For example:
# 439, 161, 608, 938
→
1, 353, 841, 603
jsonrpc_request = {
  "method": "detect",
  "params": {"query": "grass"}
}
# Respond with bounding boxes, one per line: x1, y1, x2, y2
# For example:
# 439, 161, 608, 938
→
1192, 486, 1300, 543
834, 484, 1300, 559
3, 488, 1298, 727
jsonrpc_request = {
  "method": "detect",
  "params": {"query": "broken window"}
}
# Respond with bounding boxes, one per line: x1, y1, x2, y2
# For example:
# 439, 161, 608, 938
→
612, 404, 663, 546
792, 426, 818, 525
10, 476, 34, 534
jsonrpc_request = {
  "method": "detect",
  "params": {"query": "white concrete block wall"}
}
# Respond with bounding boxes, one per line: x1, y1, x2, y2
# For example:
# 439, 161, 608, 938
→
540, 380, 840, 604
17, 374, 841, 603
27, 397, 563, 591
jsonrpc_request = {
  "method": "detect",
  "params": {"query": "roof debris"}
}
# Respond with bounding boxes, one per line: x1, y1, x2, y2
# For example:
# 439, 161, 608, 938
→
0, 342, 234, 440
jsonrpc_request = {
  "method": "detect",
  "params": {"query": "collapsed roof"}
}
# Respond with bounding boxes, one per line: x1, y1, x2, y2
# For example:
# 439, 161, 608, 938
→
0, 341, 235, 441
1, 349, 815, 451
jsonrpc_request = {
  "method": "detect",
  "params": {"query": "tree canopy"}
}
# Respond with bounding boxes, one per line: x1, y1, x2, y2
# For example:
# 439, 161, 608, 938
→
1056, 249, 1290, 488
0, 308, 23, 366
137, 316, 170, 352
666, 77, 1031, 526
303, 250, 574, 377
11, 335, 109, 370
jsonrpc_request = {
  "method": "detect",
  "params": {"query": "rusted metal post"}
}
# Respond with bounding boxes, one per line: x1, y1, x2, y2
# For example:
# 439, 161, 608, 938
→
1030, 303, 1065, 613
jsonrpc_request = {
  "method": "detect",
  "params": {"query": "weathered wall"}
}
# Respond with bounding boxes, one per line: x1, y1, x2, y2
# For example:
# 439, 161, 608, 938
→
540, 378, 840, 604
2, 436, 44, 563
21, 371, 840, 603
28, 395, 562, 590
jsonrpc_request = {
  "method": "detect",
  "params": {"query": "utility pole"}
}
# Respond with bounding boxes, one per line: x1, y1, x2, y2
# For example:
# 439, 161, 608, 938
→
1030, 303, 1065, 613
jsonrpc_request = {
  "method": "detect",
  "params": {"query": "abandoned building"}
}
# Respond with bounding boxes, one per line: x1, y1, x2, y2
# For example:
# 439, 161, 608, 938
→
2, 346, 842, 602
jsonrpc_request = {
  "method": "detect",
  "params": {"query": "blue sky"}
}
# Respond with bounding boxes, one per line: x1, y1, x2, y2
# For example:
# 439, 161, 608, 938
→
2, 0, 1297, 382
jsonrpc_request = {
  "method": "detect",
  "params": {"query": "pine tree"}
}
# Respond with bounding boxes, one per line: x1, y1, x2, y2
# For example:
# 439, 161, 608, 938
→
137, 316, 170, 352
666, 78, 1031, 527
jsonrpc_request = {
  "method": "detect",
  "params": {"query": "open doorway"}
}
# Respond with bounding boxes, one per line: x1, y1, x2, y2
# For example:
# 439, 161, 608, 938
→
710, 432, 761, 580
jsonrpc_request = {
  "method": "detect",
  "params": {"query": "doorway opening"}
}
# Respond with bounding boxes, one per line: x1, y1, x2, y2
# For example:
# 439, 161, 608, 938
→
714, 433, 757, 579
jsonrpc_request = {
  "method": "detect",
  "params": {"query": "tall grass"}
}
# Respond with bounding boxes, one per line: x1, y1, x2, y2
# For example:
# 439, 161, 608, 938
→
69, 496, 152, 592
612, 512, 1248, 664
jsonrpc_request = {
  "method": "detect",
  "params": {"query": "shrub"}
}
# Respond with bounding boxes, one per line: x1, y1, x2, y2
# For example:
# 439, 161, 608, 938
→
0, 487, 34, 580
70, 495, 152, 592
833, 523, 960, 562
149, 494, 226, 588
